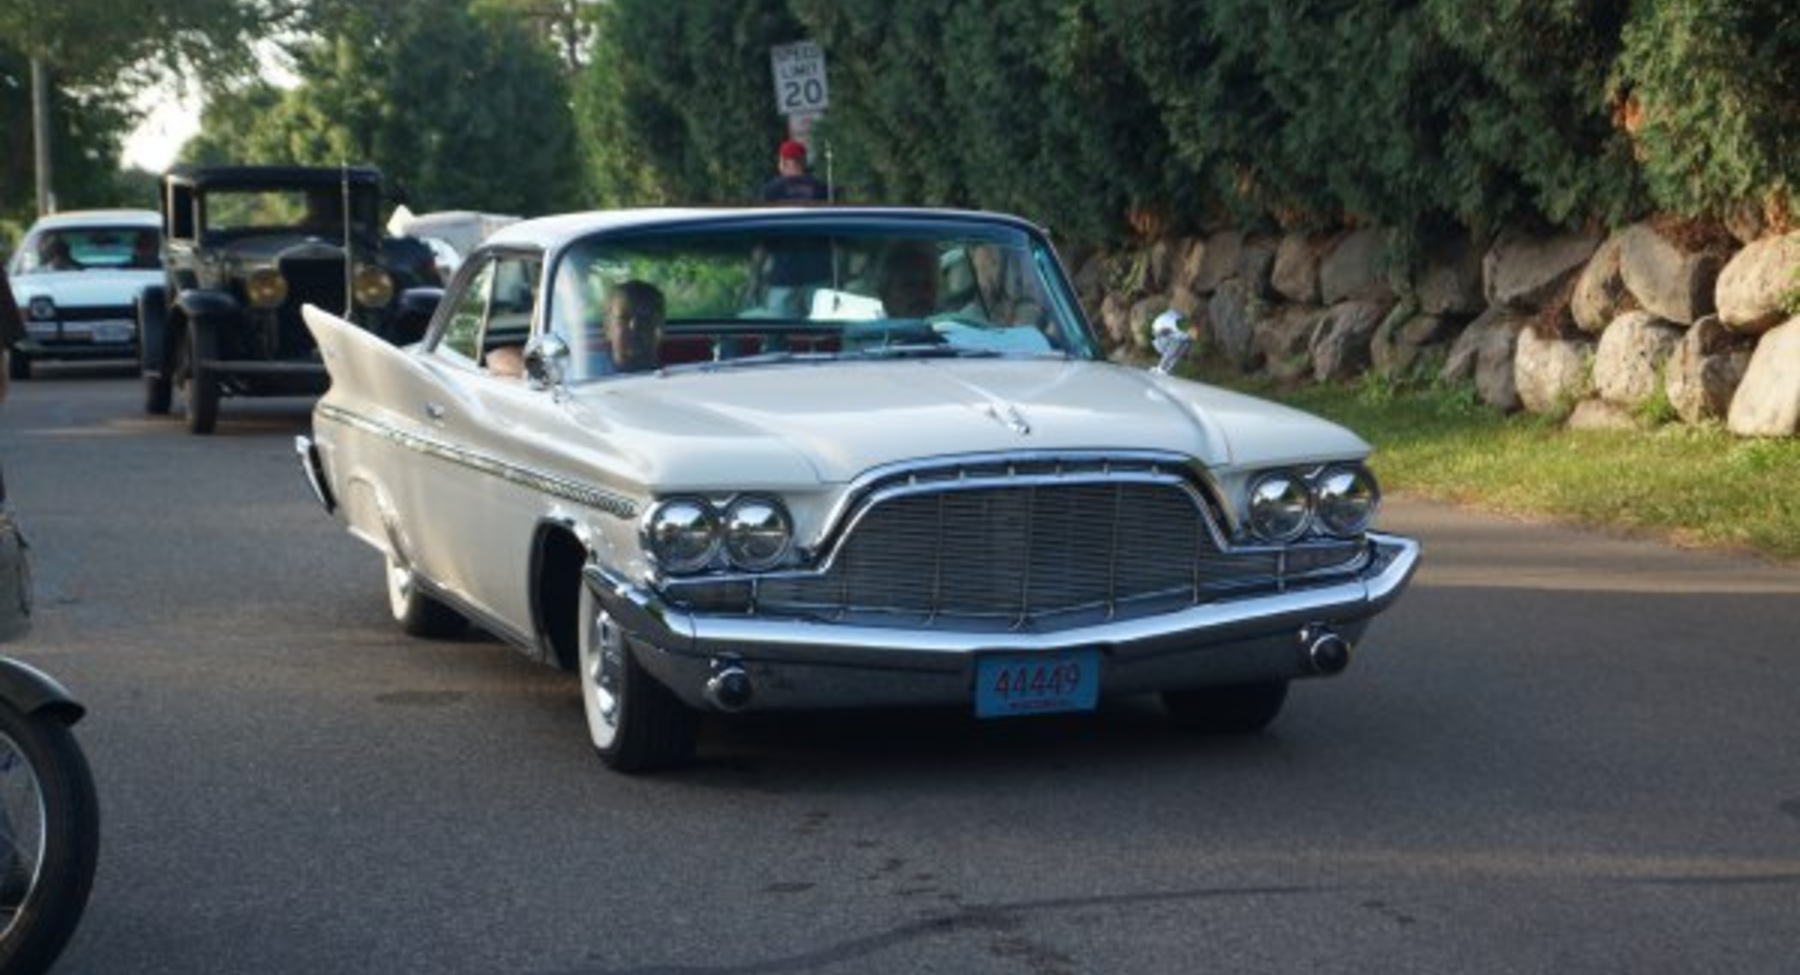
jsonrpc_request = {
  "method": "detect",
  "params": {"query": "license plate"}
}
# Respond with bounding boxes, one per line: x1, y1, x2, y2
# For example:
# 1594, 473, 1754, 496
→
975, 650, 1100, 718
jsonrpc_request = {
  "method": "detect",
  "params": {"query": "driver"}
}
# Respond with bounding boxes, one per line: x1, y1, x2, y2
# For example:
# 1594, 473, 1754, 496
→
585, 279, 664, 377
877, 243, 938, 318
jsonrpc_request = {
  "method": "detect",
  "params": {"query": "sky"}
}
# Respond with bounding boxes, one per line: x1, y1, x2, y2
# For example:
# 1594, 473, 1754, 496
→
123, 89, 202, 172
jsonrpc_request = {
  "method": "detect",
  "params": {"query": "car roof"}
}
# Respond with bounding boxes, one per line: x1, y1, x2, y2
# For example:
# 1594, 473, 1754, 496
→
163, 164, 384, 189
26, 209, 161, 231
482, 206, 1049, 253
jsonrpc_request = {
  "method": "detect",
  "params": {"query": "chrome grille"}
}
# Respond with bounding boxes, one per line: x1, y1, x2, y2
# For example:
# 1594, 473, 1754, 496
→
740, 458, 1356, 631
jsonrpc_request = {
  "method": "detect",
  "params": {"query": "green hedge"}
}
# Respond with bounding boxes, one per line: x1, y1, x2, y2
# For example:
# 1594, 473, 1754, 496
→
584, 0, 1798, 247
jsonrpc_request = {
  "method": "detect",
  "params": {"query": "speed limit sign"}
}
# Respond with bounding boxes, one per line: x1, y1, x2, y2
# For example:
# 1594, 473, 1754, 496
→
770, 41, 829, 116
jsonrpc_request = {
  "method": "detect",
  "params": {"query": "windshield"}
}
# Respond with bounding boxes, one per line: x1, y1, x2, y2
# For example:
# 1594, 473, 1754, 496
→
545, 221, 1098, 382
12, 225, 160, 274
198, 185, 381, 238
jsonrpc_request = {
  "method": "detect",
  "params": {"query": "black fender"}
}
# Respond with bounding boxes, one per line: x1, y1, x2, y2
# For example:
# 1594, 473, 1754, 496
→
0, 657, 85, 726
173, 288, 240, 328
136, 285, 169, 375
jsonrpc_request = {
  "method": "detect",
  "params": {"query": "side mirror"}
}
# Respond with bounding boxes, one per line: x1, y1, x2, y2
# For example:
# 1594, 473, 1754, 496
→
1149, 310, 1192, 375
524, 332, 570, 390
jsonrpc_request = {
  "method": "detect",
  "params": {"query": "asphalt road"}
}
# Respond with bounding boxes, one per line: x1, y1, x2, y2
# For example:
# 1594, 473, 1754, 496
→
4, 365, 1799, 975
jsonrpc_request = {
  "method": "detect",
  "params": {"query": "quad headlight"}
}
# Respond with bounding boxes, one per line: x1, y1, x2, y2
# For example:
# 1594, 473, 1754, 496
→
645, 495, 796, 575
1247, 473, 1313, 543
1246, 464, 1381, 543
1314, 465, 1380, 537
722, 496, 793, 571
26, 295, 55, 321
645, 498, 721, 574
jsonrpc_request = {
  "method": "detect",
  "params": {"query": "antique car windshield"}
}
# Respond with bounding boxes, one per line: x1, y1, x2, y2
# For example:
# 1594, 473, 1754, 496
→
197, 186, 382, 239
12, 225, 160, 274
546, 221, 1098, 381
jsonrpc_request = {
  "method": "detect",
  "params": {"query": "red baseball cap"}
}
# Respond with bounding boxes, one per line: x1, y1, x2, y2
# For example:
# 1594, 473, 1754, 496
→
778, 139, 808, 161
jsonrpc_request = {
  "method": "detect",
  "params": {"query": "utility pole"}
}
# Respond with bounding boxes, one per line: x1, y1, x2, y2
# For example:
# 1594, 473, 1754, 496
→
31, 57, 54, 215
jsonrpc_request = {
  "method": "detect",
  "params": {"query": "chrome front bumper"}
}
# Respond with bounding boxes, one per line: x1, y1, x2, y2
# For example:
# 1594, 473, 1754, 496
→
588, 533, 1420, 713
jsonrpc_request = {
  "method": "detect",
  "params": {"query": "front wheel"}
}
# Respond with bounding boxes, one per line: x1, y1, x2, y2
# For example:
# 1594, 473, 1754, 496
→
177, 322, 219, 435
0, 701, 98, 975
385, 554, 466, 639
578, 581, 697, 773
1162, 679, 1290, 735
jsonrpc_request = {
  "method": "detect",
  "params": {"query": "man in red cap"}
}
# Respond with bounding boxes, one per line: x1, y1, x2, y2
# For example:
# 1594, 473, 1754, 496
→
760, 138, 831, 202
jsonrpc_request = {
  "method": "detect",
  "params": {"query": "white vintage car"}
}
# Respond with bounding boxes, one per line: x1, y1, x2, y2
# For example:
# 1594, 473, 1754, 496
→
297, 207, 1418, 772
5, 209, 163, 379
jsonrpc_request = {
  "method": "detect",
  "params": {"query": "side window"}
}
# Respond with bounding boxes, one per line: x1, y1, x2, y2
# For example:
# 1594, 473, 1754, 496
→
483, 257, 540, 352
440, 259, 495, 362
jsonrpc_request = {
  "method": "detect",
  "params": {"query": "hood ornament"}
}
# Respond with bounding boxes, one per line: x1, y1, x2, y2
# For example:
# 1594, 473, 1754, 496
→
984, 401, 1031, 436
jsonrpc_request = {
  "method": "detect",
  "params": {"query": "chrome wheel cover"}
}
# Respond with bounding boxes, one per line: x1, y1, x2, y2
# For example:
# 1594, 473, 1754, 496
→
578, 586, 622, 750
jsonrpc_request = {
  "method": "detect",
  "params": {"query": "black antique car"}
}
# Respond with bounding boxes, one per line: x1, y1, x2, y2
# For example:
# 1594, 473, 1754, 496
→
136, 165, 439, 433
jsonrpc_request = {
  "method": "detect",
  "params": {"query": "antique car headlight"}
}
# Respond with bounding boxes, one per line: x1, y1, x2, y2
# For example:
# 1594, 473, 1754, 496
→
26, 295, 55, 321
1315, 464, 1381, 537
353, 263, 395, 308
1247, 472, 1312, 543
722, 496, 793, 571
245, 268, 288, 309
646, 498, 721, 574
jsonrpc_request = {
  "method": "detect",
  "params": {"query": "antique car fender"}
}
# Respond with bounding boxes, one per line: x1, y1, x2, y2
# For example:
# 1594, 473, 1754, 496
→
0, 657, 85, 726
173, 288, 240, 329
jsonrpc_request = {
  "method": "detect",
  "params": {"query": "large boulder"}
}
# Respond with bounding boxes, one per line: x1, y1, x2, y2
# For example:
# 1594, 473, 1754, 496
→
1414, 233, 1486, 316
1515, 328, 1594, 414
1193, 230, 1245, 295
1319, 228, 1390, 304
1239, 238, 1278, 300
1484, 229, 1601, 311
1616, 222, 1725, 325
1442, 306, 1525, 412
1727, 316, 1800, 436
1271, 233, 1324, 305
1593, 310, 1683, 408
1311, 298, 1392, 382
1666, 315, 1754, 424
1206, 278, 1258, 371
1571, 233, 1633, 333
1252, 304, 1324, 382
1371, 309, 1459, 379
1171, 238, 1208, 298
1715, 232, 1800, 334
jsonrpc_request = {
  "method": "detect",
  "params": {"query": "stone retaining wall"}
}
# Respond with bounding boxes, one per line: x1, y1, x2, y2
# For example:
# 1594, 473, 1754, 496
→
1074, 223, 1800, 437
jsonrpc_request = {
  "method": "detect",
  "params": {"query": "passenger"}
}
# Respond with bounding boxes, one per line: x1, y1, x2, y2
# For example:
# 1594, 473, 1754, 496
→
37, 235, 78, 271
877, 243, 939, 318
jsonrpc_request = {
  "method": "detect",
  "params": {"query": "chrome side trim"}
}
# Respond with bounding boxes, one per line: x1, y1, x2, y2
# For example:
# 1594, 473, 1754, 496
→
315, 403, 639, 519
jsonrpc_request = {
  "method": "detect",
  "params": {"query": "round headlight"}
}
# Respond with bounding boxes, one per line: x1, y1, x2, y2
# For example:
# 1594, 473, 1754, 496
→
646, 499, 720, 574
245, 268, 288, 309
1247, 472, 1312, 543
722, 496, 793, 571
27, 295, 55, 321
353, 263, 395, 308
1315, 465, 1380, 537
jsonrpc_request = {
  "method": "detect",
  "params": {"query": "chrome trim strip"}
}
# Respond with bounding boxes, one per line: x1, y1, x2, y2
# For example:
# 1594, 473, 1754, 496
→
315, 403, 639, 519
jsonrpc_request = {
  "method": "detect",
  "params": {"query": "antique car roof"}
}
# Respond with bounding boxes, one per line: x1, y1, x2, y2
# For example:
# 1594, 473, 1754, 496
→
163, 164, 384, 188
482, 206, 1049, 253
25, 208, 160, 230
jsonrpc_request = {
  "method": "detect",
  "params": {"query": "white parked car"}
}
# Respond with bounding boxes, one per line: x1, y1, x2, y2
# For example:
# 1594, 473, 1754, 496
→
297, 207, 1419, 772
5, 209, 163, 379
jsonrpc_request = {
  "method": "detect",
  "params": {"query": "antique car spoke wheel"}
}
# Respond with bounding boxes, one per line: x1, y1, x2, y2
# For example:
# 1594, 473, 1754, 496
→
1162, 680, 1290, 735
178, 322, 219, 435
384, 554, 466, 639
577, 581, 698, 773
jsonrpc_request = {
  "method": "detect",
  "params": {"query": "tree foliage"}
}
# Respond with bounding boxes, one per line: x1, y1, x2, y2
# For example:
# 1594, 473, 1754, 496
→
187, 0, 583, 215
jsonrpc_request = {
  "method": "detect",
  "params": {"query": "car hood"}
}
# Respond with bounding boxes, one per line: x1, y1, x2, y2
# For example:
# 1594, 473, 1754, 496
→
9, 268, 164, 308
562, 358, 1370, 489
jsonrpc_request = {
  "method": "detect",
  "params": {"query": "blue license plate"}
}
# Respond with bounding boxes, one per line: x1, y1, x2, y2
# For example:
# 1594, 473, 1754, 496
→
974, 650, 1100, 718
